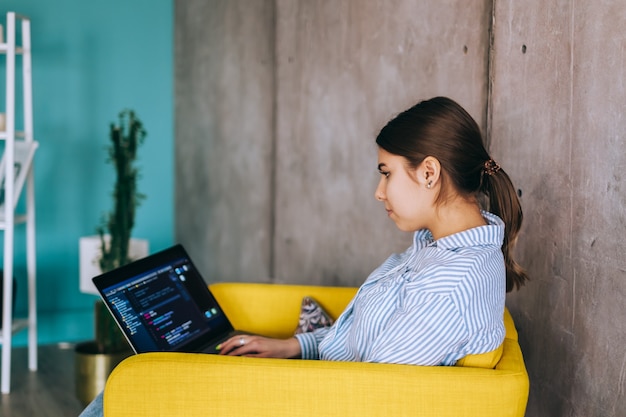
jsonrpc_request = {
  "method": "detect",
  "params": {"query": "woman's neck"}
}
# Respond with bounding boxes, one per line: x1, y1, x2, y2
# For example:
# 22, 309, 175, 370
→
428, 198, 486, 241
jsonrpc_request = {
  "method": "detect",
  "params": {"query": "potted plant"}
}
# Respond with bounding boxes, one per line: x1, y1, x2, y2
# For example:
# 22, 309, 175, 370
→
75, 109, 148, 406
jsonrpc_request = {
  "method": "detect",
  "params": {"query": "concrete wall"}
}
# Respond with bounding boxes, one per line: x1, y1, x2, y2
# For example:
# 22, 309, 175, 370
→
175, 0, 276, 282
175, 1, 626, 415
491, 1, 626, 416
175, 0, 491, 285
272, 0, 491, 285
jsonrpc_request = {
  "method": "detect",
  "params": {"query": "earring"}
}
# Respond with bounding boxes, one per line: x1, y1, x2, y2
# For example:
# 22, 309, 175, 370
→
426, 180, 432, 189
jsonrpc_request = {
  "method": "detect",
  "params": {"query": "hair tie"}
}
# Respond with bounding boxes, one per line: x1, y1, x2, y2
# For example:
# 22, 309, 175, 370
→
483, 159, 501, 176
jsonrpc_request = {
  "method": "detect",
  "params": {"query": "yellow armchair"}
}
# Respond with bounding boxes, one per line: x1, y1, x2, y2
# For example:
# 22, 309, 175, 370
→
103, 282, 529, 417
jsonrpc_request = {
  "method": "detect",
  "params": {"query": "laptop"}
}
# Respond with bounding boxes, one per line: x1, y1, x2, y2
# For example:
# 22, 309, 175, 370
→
92, 244, 250, 354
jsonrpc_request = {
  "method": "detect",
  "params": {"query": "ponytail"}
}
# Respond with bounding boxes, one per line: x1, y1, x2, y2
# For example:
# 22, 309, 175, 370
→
480, 162, 528, 292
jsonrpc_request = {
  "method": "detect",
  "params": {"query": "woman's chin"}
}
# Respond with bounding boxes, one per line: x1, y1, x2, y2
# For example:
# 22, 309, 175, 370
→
392, 221, 411, 232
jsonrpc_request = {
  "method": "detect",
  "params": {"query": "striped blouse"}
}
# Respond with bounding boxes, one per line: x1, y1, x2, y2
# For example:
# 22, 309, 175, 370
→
295, 211, 506, 366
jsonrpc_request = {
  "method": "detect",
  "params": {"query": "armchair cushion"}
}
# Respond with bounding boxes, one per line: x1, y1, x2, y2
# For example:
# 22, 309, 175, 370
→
294, 296, 335, 334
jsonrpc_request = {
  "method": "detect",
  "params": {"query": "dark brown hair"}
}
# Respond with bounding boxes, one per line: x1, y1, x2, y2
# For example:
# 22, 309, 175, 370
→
376, 97, 528, 291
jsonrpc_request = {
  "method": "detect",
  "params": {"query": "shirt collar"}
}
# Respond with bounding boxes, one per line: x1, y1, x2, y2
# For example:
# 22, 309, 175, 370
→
412, 210, 504, 251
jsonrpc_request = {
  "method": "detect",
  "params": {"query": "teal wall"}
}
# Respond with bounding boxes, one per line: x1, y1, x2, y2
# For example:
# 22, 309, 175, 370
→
0, 1, 173, 344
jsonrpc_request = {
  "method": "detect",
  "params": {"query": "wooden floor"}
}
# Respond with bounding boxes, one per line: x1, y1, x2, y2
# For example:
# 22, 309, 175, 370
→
0, 344, 86, 417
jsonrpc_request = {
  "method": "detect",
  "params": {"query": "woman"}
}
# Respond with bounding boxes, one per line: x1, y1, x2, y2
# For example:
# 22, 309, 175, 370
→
218, 96, 527, 363
79, 96, 526, 416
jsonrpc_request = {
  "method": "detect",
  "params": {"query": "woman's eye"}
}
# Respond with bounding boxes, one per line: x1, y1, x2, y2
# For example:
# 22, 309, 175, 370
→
379, 171, 390, 178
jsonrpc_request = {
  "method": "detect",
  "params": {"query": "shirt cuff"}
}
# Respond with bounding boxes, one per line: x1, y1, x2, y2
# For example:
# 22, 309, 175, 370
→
294, 332, 319, 360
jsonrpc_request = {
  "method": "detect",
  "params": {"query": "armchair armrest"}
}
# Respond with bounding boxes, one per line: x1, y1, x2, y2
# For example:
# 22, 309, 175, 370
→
104, 351, 528, 417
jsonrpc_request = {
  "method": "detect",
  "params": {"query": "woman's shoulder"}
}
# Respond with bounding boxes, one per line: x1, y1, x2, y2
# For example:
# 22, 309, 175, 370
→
405, 244, 503, 294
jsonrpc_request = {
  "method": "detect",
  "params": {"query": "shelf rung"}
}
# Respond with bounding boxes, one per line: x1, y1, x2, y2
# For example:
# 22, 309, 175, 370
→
0, 132, 26, 140
0, 319, 29, 343
0, 214, 28, 228
0, 44, 25, 54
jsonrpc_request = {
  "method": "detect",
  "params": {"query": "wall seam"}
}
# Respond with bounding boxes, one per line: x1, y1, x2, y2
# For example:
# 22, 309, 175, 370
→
569, 0, 576, 330
268, 0, 278, 282
485, 0, 496, 150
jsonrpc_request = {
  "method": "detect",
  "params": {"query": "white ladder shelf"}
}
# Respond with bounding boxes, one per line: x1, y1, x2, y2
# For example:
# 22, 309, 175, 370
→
0, 11, 38, 394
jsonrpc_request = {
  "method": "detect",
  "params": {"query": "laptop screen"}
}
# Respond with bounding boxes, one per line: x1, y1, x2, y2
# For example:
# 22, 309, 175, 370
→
94, 245, 234, 353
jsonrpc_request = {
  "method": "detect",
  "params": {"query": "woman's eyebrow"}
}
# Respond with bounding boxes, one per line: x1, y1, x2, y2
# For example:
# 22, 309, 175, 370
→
377, 163, 387, 171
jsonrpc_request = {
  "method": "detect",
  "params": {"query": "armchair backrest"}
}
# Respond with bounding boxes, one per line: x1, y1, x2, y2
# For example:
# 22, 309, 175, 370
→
209, 282, 357, 338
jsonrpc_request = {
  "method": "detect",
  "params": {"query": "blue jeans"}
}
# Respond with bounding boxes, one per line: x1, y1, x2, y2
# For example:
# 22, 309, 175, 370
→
79, 392, 104, 417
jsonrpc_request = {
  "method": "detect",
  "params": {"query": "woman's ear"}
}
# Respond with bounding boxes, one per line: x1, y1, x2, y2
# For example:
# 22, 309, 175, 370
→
416, 156, 441, 188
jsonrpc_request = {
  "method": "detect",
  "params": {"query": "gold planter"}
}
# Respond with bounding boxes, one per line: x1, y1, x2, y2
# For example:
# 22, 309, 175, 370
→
74, 341, 132, 406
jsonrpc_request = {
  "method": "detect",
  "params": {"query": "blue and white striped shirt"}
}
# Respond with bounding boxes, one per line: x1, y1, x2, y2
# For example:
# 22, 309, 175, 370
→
295, 211, 506, 366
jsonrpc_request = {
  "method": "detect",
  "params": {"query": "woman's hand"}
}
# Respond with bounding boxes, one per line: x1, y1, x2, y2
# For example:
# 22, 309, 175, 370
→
217, 334, 301, 359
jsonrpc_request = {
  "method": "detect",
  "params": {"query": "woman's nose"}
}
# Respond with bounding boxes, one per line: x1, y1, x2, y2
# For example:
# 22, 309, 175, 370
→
375, 181, 385, 201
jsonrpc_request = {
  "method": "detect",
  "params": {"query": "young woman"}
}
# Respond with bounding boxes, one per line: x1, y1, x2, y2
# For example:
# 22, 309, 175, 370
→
218, 96, 527, 364
79, 96, 526, 416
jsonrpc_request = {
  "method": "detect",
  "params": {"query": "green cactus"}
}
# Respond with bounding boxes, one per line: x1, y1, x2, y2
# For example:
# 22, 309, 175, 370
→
94, 299, 129, 353
94, 109, 146, 353
97, 109, 146, 273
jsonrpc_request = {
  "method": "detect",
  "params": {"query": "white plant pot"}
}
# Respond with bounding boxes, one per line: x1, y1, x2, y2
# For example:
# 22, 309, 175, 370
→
79, 235, 149, 295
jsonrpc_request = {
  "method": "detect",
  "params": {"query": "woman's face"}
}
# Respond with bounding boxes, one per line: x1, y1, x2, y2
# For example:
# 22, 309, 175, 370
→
374, 148, 434, 232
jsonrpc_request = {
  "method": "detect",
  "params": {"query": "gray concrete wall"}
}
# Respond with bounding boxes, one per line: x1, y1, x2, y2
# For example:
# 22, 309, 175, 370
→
175, 0, 276, 282
490, 1, 626, 416
272, 0, 491, 285
175, 1, 626, 415
175, 0, 491, 285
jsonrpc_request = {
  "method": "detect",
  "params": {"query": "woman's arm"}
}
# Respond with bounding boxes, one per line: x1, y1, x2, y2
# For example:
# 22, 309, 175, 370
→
218, 335, 302, 358
364, 292, 466, 365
